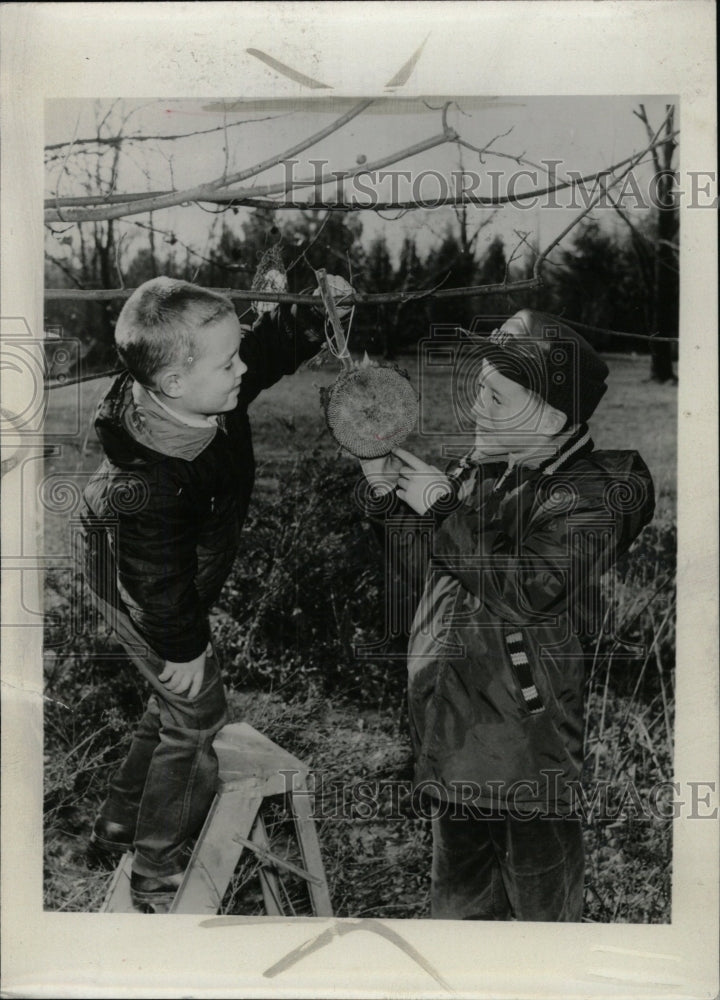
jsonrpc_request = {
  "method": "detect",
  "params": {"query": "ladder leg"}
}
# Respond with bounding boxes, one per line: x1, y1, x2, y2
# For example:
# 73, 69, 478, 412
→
171, 785, 262, 915
250, 813, 285, 916
100, 852, 135, 913
289, 782, 333, 916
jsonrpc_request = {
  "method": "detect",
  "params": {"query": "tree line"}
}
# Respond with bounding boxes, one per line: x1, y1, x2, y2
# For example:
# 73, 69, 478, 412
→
45, 202, 678, 381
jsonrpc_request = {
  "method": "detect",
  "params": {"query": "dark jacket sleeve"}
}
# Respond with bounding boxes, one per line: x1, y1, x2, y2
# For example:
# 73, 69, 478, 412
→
431, 471, 655, 627
362, 460, 503, 573
112, 478, 210, 662
238, 304, 324, 406
432, 504, 587, 626
359, 462, 501, 618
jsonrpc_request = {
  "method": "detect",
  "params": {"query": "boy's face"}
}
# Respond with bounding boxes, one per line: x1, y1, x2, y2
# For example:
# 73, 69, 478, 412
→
472, 359, 563, 455
163, 312, 247, 417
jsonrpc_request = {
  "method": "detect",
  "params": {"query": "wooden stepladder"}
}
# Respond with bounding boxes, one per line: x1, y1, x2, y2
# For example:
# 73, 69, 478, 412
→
101, 722, 332, 915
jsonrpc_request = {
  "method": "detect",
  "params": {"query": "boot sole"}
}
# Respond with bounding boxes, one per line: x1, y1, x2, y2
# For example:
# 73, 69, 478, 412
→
130, 885, 182, 914
130, 893, 177, 914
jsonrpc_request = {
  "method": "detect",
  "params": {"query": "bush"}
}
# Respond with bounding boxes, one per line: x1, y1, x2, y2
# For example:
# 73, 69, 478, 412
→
216, 450, 407, 707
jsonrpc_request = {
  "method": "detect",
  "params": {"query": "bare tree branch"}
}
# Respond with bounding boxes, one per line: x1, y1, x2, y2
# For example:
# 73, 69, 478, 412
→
533, 109, 675, 280
127, 219, 253, 273
45, 98, 376, 223
46, 125, 453, 224
114, 233, 126, 289
507, 230, 533, 269
44, 252, 87, 289
284, 211, 333, 274
44, 277, 542, 306
44, 123, 676, 309
219, 127, 456, 201
634, 104, 663, 177
44, 114, 287, 154
220, 106, 231, 183
453, 125, 554, 175
42, 309, 680, 393
52, 113, 82, 217
45, 133, 678, 218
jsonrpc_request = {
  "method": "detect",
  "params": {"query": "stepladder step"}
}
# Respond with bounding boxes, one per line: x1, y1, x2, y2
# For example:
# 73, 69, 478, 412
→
100, 723, 332, 916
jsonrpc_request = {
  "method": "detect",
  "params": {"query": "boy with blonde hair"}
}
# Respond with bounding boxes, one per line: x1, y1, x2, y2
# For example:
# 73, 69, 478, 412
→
79, 275, 340, 912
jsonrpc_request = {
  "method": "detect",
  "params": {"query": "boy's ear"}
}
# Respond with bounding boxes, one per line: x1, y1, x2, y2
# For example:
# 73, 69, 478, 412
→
156, 368, 185, 399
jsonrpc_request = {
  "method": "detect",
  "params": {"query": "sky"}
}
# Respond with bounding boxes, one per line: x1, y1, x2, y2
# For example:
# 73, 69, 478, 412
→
44, 94, 675, 272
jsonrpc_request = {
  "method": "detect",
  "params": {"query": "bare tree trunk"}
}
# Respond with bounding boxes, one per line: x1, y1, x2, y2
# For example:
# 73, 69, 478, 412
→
638, 105, 678, 383
651, 172, 678, 381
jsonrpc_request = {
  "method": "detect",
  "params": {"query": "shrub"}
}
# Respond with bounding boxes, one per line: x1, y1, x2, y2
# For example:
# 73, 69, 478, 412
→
217, 450, 407, 707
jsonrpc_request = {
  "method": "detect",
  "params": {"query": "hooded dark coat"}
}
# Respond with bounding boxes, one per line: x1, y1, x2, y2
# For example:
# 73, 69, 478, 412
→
79, 306, 321, 663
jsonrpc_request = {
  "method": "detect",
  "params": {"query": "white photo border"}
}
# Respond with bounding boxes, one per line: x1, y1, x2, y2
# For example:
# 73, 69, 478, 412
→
1, 2, 717, 997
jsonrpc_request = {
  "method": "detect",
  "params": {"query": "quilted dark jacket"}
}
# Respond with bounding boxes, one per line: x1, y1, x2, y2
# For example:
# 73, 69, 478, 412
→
79, 305, 321, 663
368, 425, 655, 812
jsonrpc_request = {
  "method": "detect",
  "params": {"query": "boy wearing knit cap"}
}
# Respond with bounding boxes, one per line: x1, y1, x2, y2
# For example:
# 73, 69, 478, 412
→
361, 309, 655, 921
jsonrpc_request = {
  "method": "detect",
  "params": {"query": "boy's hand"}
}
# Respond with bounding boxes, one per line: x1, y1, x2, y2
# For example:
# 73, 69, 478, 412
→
394, 447, 452, 515
159, 649, 207, 700
359, 452, 404, 496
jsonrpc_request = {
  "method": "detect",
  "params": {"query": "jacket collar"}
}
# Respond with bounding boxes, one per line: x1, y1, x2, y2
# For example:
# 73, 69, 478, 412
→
94, 373, 218, 464
538, 423, 594, 476
125, 381, 218, 460
144, 386, 218, 430
490, 423, 593, 495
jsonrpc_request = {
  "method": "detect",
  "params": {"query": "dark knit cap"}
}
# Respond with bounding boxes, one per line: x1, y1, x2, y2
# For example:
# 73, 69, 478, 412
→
471, 309, 609, 424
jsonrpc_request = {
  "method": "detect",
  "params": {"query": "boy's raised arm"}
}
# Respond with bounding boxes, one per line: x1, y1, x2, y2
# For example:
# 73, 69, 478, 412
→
237, 303, 324, 405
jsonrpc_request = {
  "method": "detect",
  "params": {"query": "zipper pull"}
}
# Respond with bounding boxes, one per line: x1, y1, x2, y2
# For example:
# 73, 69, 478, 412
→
493, 461, 515, 493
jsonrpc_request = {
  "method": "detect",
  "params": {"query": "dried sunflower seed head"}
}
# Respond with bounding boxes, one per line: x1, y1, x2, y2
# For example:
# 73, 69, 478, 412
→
322, 362, 418, 458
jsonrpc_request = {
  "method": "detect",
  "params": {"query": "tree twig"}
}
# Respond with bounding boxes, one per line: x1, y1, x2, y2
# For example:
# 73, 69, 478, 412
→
46, 126, 453, 224
45, 133, 679, 218
44, 114, 286, 153
128, 219, 253, 272
44, 252, 87, 289
634, 104, 663, 177
532, 109, 675, 281
45, 98, 376, 223
42, 304, 681, 393
45, 277, 542, 306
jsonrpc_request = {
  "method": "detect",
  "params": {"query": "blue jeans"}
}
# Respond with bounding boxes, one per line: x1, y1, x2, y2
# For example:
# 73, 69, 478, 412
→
430, 805, 584, 921
80, 534, 228, 878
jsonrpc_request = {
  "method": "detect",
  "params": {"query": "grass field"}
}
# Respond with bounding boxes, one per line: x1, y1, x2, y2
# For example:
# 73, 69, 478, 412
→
42, 350, 677, 920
